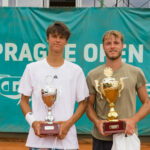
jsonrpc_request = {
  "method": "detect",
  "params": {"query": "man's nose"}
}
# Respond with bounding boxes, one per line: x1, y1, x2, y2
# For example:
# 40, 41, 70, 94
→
56, 37, 61, 41
110, 43, 115, 48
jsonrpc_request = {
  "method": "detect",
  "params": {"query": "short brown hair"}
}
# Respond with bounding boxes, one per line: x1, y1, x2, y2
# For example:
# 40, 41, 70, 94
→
103, 30, 124, 43
46, 21, 71, 40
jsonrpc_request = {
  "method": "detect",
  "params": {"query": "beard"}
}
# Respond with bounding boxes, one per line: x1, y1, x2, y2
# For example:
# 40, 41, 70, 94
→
105, 50, 122, 60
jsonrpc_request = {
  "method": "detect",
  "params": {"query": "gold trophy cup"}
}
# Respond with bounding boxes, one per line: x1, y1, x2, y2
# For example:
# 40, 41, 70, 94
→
40, 76, 59, 135
95, 67, 126, 134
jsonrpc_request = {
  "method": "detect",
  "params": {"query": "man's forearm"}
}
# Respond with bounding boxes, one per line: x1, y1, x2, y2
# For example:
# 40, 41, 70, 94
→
20, 95, 36, 126
86, 103, 100, 127
20, 95, 31, 116
131, 100, 150, 124
67, 100, 87, 127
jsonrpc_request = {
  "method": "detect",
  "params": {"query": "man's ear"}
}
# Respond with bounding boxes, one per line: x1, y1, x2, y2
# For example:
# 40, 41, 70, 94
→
121, 43, 123, 49
47, 37, 49, 42
47, 34, 50, 42
65, 40, 68, 45
103, 44, 105, 50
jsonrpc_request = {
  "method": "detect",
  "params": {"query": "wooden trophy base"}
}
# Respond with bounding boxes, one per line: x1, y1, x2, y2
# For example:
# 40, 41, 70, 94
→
103, 120, 126, 134
40, 123, 59, 135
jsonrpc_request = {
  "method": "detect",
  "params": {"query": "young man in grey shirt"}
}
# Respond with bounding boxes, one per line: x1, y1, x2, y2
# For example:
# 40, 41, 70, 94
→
86, 30, 150, 150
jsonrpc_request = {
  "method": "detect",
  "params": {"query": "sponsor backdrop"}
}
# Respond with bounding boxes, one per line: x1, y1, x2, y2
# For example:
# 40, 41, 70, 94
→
0, 7, 150, 135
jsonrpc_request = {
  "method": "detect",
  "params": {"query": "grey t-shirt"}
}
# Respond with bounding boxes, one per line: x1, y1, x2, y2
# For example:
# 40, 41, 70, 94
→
86, 63, 146, 141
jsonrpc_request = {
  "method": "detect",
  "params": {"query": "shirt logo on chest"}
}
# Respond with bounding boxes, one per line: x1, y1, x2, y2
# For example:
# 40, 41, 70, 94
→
53, 75, 58, 79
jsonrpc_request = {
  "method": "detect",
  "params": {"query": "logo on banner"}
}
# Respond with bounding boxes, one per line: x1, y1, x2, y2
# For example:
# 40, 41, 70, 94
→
0, 74, 21, 100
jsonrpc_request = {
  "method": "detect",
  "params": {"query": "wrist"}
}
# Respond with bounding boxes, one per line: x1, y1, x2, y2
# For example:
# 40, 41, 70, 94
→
25, 112, 36, 126
66, 119, 73, 129
94, 119, 101, 128
128, 115, 138, 123
130, 117, 138, 125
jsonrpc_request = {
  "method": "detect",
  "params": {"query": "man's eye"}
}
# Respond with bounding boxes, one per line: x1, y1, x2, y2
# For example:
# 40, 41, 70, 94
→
51, 34, 57, 38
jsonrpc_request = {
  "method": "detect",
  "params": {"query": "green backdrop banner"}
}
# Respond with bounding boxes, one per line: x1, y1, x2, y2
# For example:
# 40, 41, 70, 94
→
0, 7, 150, 135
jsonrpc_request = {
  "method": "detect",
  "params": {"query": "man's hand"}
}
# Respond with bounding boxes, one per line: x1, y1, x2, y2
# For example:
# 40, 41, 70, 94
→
95, 119, 112, 136
32, 121, 48, 138
55, 121, 71, 140
120, 118, 136, 135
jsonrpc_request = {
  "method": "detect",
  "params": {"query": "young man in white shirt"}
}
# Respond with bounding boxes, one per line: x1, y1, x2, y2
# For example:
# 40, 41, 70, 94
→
18, 21, 89, 150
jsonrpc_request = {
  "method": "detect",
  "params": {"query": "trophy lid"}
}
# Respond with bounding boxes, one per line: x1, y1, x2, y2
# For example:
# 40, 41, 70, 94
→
102, 77, 119, 88
104, 67, 113, 77
42, 87, 57, 96
103, 67, 119, 88
45, 75, 53, 85
41, 75, 57, 96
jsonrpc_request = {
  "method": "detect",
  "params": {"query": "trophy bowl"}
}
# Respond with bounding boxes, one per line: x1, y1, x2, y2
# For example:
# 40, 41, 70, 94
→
101, 77, 120, 121
40, 87, 59, 135
95, 67, 126, 134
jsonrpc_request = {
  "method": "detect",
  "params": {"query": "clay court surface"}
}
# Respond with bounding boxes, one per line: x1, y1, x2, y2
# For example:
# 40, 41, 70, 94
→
0, 133, 150, 150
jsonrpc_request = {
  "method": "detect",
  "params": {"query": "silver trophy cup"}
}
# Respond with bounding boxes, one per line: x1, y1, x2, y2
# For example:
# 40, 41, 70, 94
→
40, 76, 59, 135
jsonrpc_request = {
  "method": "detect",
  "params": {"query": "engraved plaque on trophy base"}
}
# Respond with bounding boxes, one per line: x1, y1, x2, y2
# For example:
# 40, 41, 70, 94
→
103, 121, 126, 134
40, 123, 59, 135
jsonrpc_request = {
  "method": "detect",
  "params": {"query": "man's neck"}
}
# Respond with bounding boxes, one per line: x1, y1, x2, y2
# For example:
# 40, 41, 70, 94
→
47, 53, 64, 67
106, 58, 122, 71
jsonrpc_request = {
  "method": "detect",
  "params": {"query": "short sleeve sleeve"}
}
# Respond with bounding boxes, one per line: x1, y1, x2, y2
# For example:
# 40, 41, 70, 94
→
18, 64, 33, 96
75, 69, 89, 102
86, 73, 96, 94
136, 68, 147, 90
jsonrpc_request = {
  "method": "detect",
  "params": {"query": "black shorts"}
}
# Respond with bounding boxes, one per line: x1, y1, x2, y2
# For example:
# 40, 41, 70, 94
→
92, 136, 113, 150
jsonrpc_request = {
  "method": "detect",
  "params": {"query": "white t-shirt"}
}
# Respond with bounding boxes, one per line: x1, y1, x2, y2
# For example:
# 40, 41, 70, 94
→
18, 58, 89, 149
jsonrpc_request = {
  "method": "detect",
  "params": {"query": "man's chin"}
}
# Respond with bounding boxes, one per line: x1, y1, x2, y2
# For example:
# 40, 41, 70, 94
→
106, 53, 122, 60
108, 56, 120, 60
53, 47, 61, 51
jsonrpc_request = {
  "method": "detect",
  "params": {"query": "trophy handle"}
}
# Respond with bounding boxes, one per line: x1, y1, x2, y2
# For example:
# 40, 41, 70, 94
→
118, 77, 126, 97
94, 80, 103, 99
